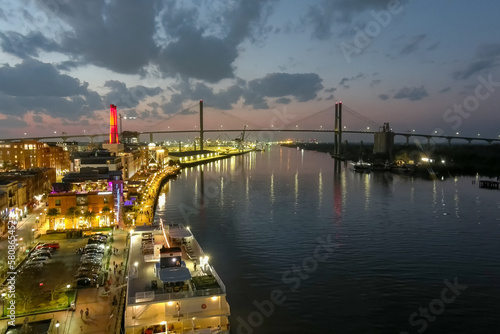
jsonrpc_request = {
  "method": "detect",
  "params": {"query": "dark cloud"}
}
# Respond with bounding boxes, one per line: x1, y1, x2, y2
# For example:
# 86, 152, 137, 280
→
339, 78, 350, 88
439, 86, 451, 93
32, 115, 43, 123
275, 97, 292, 104
325, 94, 335, 100
29, 0, 276, 82
0, 59, 103, 120
453, 43, 500, 80
157, 30, 238, 82
40, 0, 158, 75
400, 34, 426, 55
324, 87, 337, 93
371, 79, 381, 87
245, 73, 323, 108
157, 72, 322, 113
377, 94, 389, 101
306, 0, 391, 39
393, 86, 428, 101
0, 58, 88, 97
103, 80, 162, 109
0, 31, 60, 59
0, 116, 27, 128
338, 73, 365, 89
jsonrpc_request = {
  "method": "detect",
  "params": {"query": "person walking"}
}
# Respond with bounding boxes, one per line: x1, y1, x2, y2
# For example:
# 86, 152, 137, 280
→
85, 307, 89, 318
80, 309, 84, 318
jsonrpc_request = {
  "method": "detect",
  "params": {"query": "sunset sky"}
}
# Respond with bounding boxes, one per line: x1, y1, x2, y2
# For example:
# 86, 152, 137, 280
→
1, 0, 499, 142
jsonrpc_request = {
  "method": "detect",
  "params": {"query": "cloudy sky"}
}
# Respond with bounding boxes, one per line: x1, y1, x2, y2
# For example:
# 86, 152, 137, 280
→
1, 0, 500, 141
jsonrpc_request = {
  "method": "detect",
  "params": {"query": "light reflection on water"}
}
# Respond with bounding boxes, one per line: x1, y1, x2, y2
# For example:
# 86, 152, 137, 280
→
156, 146, 500, 334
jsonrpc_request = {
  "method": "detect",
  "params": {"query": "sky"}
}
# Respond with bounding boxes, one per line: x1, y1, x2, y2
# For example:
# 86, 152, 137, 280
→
1, 0, 500, 142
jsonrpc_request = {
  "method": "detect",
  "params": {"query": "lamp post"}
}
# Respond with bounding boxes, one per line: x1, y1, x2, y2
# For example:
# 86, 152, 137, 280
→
65, 284, 72, 308
55, 320, 60, 333
1, 292, 6, 317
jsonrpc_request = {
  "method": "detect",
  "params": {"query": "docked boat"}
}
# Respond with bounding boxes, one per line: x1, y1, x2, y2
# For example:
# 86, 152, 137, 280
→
352, 160, 372, 173
124, 221, 230, 333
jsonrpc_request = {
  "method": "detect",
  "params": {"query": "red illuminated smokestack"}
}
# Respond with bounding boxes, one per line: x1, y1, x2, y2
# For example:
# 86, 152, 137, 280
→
109, 104, 119, 144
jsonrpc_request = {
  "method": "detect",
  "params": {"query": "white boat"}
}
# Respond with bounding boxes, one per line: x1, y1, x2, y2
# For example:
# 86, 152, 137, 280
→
352, 160, 371, 173
124, 220, 230, 333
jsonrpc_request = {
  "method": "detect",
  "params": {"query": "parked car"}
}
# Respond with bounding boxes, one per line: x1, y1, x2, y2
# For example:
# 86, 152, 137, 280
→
36, 242, 60, 250
78, 266, 101, 273
84, 247, 105, 254
84, 249, 105, 255
75, 272, 99, 280
93, 233, 109, 240
85, 244, 105, 250
32, 250, 52, 258
80, 254, 102, 262
29, 256, 49, 262
36, 246, 54, 253
81, 260, 102, 267
87, 239, 105, 245
76, 277, 96, 287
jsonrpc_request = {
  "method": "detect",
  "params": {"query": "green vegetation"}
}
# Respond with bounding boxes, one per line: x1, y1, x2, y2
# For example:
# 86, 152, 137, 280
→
284, 142, 500, 178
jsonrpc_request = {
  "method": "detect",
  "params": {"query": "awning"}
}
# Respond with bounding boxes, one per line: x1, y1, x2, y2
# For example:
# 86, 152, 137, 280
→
158, 267, 192, 282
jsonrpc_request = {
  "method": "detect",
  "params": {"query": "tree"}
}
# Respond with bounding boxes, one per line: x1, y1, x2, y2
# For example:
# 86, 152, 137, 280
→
47, 208, 60, 230
65, 206, 79, 229
83, 210, 95, 228
15, 275, 37, 312
49, 265, 70, 302
102, 205, 111, 225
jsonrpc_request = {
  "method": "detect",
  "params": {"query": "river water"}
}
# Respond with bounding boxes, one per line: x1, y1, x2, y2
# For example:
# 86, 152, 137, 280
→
154, 146, 500, 334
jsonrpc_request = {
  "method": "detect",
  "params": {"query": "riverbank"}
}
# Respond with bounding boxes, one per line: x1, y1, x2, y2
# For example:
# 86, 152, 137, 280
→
179, 150, 252, 167
283, 142, 500, 178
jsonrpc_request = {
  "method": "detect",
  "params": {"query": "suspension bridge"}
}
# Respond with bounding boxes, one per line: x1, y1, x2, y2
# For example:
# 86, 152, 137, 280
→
1, 102, 499, 146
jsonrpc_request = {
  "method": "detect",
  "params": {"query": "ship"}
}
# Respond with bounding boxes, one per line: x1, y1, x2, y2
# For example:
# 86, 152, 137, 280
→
124, 220, 230, 333
352, 160, 372, 173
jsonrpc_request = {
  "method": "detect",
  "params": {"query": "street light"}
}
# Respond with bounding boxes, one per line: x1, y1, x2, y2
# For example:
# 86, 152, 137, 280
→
55, 320, 60, 333
65, 285, 72, 307
1, 293, 6, 317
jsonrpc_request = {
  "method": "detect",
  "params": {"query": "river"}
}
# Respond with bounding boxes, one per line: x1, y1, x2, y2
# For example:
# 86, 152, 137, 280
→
154, 146, 500, 334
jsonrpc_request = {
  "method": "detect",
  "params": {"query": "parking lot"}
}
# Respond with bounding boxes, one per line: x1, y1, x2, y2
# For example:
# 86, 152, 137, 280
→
13, 233, 112, 313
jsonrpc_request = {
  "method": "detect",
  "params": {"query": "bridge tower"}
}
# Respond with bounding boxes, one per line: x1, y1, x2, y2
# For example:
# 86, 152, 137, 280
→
334, 102, 343, 156
199, 100, 204, 151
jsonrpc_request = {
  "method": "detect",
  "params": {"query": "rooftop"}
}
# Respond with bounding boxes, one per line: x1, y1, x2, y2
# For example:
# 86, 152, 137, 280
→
127, 224, 226, 306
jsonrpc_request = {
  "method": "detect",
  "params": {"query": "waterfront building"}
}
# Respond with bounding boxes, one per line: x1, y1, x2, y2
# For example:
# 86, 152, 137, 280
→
53, 166, 124, 228
0, 139, 69, 173
373, 122, 395, 155
47, 190, 115, 230
168, 150, 220, 164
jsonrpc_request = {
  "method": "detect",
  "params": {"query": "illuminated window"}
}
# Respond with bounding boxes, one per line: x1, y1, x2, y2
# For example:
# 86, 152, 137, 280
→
55, 199, 61, 206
